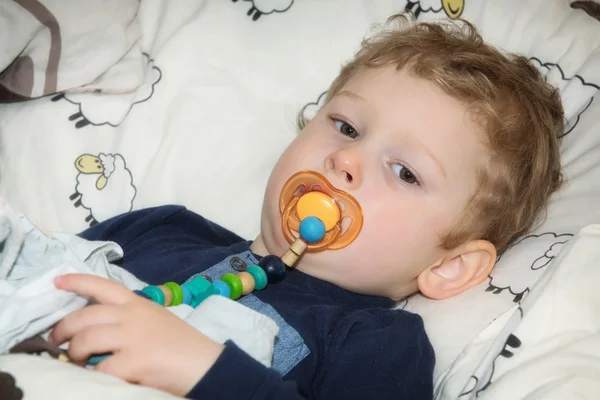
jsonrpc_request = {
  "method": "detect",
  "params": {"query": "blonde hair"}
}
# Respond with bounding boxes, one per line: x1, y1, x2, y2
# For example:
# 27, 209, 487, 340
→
299, 15, 564, 254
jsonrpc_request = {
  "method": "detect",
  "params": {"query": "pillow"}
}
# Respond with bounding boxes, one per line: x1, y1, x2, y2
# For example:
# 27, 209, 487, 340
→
0, 0, 599, 391
437, 223, 600, 399
0, 0, 143, 102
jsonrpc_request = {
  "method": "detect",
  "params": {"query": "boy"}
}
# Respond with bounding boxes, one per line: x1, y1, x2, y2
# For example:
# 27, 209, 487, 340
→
48, 16, 564, 400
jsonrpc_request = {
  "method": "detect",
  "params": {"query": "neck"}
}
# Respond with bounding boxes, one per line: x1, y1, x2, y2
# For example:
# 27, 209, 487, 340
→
249, 234, 270, 257
251, 232, 414, 301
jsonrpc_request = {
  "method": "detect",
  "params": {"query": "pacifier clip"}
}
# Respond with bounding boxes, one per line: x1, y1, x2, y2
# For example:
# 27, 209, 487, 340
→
87, 171, 363, 365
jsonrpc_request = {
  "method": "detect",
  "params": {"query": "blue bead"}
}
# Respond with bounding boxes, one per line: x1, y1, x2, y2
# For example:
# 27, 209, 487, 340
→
142, 285, 165, 305
88, 353, 111, 365
133, 290, 150, 299
212, 280, 232, 298
258, 255, 286, 284
299, 216, 326, 243
181, 285, 193, 305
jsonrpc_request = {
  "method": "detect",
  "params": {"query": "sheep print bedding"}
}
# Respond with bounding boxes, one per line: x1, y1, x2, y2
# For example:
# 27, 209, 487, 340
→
1, 0, 600, 399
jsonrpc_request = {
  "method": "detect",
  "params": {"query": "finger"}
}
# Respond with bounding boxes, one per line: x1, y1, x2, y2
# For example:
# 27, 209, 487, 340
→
55, 274, 135, 306
94, 350, 140, 384
49, 304, 121, 346
66, 324, 123, 364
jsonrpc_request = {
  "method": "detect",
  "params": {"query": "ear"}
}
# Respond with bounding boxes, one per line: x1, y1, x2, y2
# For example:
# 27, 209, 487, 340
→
95, 175, 107, 190
417, 240, 496, 300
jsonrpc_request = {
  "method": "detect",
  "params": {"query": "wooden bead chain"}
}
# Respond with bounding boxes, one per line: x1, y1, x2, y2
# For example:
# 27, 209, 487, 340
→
134, 253, 291, 307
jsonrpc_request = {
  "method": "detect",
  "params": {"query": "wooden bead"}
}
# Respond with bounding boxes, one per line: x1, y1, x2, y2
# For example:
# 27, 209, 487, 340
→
237, 272, 256, 295
289, 238, 309, 255
157, 285, 173, 306
281, 238, 308, 268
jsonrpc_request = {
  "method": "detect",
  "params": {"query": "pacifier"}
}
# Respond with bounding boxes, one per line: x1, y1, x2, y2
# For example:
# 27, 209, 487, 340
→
278, 170, 363, 267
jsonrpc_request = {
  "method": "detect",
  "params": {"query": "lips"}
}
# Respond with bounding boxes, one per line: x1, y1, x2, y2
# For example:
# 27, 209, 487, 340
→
279, 170, 363, 251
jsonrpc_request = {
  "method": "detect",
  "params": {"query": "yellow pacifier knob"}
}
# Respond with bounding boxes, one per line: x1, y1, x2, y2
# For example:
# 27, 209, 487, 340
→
296, 191, 340, 231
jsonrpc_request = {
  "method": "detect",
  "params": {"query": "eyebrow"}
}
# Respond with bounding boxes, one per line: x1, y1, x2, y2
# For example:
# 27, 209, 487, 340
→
336, 90, 365, 102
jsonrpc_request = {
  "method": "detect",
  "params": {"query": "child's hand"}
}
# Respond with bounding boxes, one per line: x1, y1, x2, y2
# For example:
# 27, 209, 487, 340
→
49, 274, 224, 397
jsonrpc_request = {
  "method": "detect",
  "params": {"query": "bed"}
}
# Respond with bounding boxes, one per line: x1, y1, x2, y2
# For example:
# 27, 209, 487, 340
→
0, 0, 599, 398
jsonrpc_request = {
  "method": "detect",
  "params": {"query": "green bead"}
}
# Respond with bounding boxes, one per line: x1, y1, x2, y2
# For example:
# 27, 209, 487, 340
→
221, 273, 243, 300
142, 285, 165, 305
246, 264, 268, 290
164, 282, 183, 306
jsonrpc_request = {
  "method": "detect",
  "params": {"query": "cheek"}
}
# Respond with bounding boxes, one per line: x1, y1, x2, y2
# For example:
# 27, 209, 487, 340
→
274, 136, 321, 172
358, 195, 447, 258
263, 139, 319, 217
266, 132, 336, 197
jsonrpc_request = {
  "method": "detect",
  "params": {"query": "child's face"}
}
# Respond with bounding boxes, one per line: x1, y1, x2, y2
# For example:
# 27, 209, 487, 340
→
257, 66, 488, 299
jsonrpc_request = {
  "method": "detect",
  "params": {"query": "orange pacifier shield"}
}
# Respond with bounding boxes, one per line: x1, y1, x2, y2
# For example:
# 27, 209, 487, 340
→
279, 171, 363, 252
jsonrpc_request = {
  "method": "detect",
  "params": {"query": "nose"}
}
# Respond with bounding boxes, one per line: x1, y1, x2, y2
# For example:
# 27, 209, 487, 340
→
324, 147, 362, 189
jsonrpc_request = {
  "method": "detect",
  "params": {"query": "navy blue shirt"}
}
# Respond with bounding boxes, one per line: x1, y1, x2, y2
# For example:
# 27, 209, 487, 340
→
80, 206, 434, 400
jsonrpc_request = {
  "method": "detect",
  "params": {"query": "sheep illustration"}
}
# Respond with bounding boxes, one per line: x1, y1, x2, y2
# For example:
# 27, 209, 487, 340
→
299, 91, 327, 125
529, 57, 599, 137
404, 0, 464, 19
396, 298, 409, 310
571, 0, 600, 22
69, 153, 137, 226
0, 370, 22, 400
231, 0, 295, 21
50, 53, 162, 128
486, 232, 573, 303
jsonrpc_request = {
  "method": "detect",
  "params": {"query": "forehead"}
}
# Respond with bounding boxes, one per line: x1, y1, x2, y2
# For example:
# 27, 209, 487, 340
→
340, 66, 469, 122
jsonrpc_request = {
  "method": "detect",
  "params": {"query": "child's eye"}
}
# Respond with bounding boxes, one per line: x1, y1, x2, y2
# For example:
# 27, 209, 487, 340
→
334, 120, 359, 139
391, 163, 420, 185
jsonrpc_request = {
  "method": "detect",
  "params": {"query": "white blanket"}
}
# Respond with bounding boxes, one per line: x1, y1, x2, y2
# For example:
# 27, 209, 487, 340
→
0, 198, 278, 367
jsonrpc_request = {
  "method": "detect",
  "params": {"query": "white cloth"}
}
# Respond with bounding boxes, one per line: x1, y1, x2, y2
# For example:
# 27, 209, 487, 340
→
0, 199, 278, 366
179, 295, 280, 367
